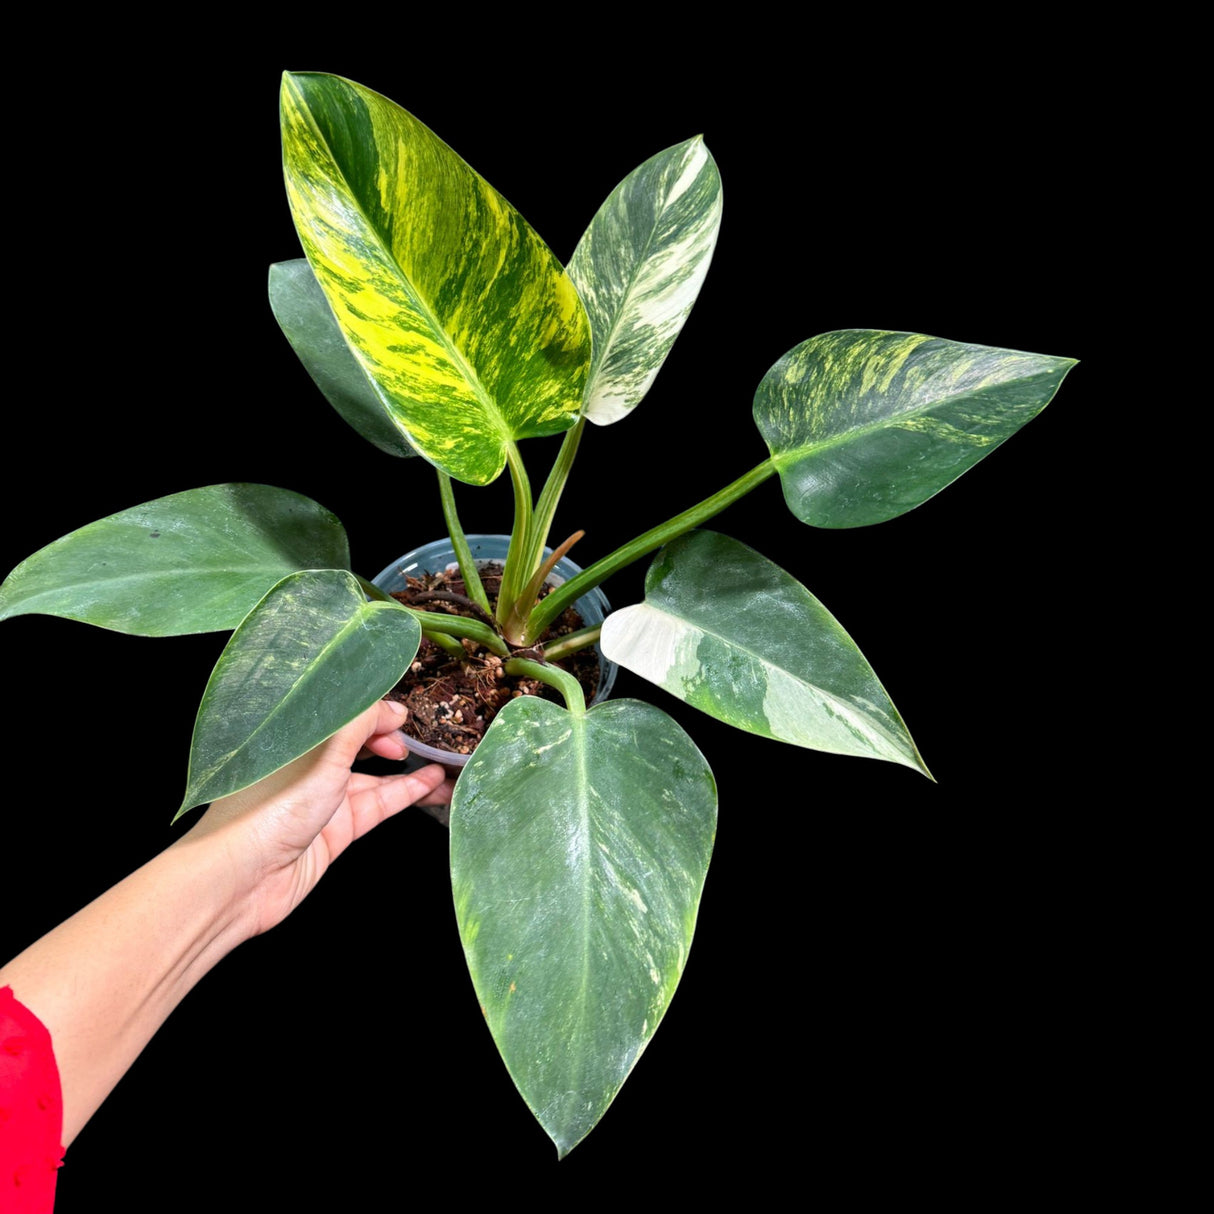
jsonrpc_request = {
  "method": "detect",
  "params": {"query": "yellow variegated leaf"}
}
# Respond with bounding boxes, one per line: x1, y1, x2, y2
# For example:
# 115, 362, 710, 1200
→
755, 330, 1077, 527
281, 73, 591, 485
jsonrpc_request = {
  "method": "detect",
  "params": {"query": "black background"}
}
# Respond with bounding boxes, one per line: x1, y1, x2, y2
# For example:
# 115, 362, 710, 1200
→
3, 34, 1105, 1206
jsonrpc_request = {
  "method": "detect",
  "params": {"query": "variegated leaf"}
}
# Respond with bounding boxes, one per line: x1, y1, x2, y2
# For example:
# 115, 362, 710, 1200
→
176, 570, 421, 817
281, 72, 591, 485
451, 695, 716, 1157
754, 329, 1077, 528
269, 259, 417, 459
601, 530, 929, 775
0, 485, 350, 636
568, 137, 722, 424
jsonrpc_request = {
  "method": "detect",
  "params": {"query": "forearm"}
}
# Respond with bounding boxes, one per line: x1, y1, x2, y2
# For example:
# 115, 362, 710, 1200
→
0, 701, 447, 1150
0, 827, 256, 1146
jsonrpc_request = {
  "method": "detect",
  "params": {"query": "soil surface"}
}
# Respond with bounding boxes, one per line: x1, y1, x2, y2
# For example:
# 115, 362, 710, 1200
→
385, 563, 600, 756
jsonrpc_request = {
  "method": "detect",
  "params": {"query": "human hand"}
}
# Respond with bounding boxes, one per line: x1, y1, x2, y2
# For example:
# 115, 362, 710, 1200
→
183, 699, 454, 938
0, 699, 452, 1148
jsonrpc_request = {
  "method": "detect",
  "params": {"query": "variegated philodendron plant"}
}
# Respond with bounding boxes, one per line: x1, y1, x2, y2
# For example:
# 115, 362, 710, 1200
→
0, 73, 1076, 1156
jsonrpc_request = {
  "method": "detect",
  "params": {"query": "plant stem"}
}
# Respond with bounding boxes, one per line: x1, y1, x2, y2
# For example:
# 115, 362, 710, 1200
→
357, 575, 394, 603
402, 607, 510, 657
527, 417, 585, 575
438, 471, 491, 616
410, 589, 494, 626
505, 657, 585, 715
522, 458, 778, 643
496, 441, 534, 636
541, 624, 601, 663
424, 630, 466, 657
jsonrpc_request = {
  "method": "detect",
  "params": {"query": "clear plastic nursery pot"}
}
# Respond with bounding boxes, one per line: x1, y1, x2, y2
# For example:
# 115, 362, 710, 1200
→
372, 534, 618, 774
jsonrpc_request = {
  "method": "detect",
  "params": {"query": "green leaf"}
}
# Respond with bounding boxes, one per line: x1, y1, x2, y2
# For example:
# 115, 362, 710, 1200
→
754, 329, 1077, 528
568, 137, 722, 424
268, 259, 417, 459
451, 695, 717, 1157
176, 570, 420, 817
601, 530, 929, 775
0, 485, 350, 635
280, 72, 591, 485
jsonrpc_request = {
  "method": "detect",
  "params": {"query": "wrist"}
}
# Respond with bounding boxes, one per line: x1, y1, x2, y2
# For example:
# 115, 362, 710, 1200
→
166, 820, 265, 954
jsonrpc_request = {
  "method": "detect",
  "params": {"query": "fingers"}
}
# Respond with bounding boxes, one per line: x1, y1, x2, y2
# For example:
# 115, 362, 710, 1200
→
346, 764, 449, 839
344, 701, 458, 818
359, 730, 412, 761
418, 776, 458, 807
352, 699, 412, 761
367, 698, 411, 748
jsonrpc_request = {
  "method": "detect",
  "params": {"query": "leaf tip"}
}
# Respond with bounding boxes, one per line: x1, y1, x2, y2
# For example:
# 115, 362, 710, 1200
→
550, 1128, 583, 1161
905, 744, 935, 783
170, 800, 197, 826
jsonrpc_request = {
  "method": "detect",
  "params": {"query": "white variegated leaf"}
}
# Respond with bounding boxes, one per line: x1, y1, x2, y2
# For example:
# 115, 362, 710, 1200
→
569, 137, 722, 424
601, 530, 929, 775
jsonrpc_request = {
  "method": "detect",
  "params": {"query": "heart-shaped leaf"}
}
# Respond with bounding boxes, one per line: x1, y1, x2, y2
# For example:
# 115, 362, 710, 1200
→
754, 329, 1076, 528
451, 695, 717, 1157
568, 136, 721, 424
601, 530, 929, 775
281, 72, 591, 485
0, 484, 350, 635
269, 259, 417, 459
176, 569, 421, 817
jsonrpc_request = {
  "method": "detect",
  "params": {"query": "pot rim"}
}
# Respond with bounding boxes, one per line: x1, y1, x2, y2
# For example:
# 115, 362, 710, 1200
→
372, 534, 617, 773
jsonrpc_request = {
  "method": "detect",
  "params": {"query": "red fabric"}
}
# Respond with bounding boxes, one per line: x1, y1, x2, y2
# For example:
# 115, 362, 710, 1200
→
0, 986, 63, 1213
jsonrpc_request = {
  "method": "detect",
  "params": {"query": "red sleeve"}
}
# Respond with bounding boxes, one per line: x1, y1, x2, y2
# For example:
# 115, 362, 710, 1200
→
0, 985, 63, 1213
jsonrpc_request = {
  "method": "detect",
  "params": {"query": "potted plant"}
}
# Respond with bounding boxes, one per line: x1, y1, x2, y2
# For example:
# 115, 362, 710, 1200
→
0, 71, 1076, 1158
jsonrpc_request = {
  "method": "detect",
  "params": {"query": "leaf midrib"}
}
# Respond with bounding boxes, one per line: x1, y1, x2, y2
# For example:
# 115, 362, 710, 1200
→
583, 165, 667, 390
581, 142, 709, 403
632, 600, 908, 755
287, 76, 505, 444
572, 711, 592, 1139
770, 364, 1062, 468
3, 564, 332, 621
188, 591, 413, 796
14, 561, 322, 588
